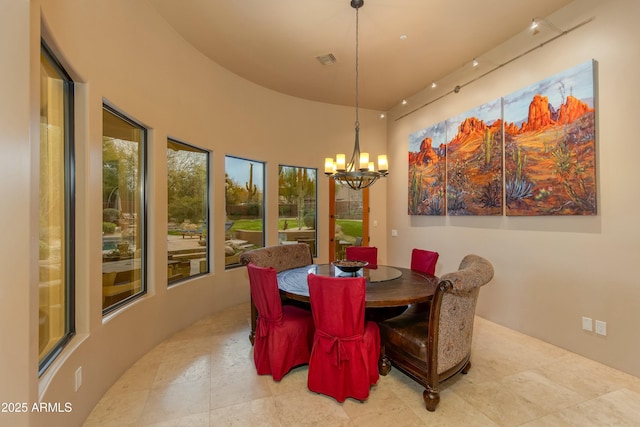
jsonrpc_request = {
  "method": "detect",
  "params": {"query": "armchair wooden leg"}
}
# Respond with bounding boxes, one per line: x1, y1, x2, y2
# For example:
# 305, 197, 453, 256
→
379, 347, 392, 375
423, 386, 440, 412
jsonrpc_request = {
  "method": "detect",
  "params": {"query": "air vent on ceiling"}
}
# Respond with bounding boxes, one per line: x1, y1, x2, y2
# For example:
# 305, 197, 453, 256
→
316, 53, 336, 66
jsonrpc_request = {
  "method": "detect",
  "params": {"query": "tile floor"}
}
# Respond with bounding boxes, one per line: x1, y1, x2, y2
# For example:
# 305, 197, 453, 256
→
84, 303, 640, 426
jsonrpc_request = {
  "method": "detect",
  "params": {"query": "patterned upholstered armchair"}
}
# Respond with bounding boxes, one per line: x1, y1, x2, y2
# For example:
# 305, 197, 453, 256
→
378, 254, 494, 411
240, 243, 313, 274
240, 243, 314, 344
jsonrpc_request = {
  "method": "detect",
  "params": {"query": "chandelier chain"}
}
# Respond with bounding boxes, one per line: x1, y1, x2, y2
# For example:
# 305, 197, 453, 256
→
355, 5, 359, 129
323, 0, 388, 191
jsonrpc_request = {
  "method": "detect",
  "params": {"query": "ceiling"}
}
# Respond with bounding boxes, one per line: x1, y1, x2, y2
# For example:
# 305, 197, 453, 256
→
147, 0, 573, 111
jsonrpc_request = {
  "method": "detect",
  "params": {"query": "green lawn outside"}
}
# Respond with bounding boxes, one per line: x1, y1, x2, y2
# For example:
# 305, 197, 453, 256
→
228, 218, 265, 231
170, 217, 362, 241
277, 218, 302, 230
336, 219, 362, 239
228, 218, 307, 232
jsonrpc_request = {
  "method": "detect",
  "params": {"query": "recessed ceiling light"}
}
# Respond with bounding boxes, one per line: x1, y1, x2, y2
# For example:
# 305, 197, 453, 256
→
402, 99, 408, 105
431, 81, 437, 89
472, 58, 479, 67
379, 113, 385, 119
399, 34, 407, 40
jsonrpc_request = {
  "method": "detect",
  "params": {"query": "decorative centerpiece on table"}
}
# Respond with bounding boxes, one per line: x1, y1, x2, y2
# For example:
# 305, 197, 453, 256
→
332, 260, 368, 276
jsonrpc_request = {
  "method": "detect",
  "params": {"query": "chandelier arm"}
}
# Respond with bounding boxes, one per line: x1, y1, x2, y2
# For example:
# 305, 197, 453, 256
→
348, 125, 361, 172
335, 170, 380, 190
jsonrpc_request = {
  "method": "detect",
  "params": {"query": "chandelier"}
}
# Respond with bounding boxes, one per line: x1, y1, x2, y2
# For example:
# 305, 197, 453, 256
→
324, 0, 388, 190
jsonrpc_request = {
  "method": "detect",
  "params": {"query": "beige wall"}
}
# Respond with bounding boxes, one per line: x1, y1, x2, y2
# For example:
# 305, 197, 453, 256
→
0, 1, 35, 426
386, 0, 640, 378
4, 0, 638, 425
1, 0, 387, 425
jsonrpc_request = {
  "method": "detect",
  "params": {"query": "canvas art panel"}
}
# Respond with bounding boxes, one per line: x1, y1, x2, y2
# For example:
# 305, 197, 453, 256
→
445, 98, 503, 216
503, 59, 596, 215
407, 59, 597, 217
408, 121, 446, 215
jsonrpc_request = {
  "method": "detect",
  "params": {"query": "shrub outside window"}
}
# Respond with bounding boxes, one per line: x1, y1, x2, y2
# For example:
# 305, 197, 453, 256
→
39, 41, 75, 375
102, 105, 146, 312
167, 139, 209, 284
278, 165, 317, 257
225, 156, 264, 268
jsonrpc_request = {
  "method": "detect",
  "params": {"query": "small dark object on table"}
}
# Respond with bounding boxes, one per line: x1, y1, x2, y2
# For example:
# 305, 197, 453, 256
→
332, 260, 369, 273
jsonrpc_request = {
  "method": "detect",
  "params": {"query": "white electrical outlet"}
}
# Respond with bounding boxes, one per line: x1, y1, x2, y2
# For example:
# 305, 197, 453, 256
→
581, 316, 593, 331
595, 320, 607, 336
75, 367, 82, 391
391, 229, 398, 237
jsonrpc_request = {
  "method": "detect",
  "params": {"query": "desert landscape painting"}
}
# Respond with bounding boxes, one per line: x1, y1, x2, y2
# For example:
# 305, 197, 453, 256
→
408, 121, 446, 215
408, 60, 596, 217
504, 60, 596, 215
445, 98, 503, 215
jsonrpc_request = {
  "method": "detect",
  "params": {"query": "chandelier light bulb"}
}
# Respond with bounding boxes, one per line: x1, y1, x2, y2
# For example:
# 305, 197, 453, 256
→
324, 158, 335, 175
378, 155, 388, 173
359, 152, 369, 170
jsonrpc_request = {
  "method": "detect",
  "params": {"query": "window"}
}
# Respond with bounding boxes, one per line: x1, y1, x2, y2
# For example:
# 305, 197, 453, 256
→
331, 183, 368, 261
39, 41, 75, 374
102, 105, 146, 312
224, 156, 264, 268
278, 165, 317, 257
167, 139, 209, 284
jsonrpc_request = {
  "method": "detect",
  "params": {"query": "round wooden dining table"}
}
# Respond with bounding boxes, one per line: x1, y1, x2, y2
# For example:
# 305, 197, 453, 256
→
276, 264, 438, 307
248, 264, 438, 344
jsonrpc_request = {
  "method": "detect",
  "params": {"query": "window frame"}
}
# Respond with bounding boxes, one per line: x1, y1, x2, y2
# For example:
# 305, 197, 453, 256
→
277, 164, 318, 257
101, 104, 148, 314
167, 137, 210, 285
39, 40, 76, 376
224, 155, 265, 270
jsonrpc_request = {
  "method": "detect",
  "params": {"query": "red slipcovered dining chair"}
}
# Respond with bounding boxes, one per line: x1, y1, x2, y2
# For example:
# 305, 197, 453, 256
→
307, 273, 380, 402
345, 246, 378, 268
246, 263, 314, 381
403, 248, 440, 316
411, 248, 439, 276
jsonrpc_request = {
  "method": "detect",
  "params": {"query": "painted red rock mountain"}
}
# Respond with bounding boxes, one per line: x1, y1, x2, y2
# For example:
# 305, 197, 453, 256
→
409, 93, 593, 166
448, 117, 502, 148
517, 94, 593, 133
408, 137, 441, 166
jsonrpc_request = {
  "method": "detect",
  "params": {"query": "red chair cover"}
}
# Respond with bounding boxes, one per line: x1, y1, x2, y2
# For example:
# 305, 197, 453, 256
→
345, 246, 378, 268
411, 248, 439, 275
307, 273, 380, 402
247, 263, 314, 381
